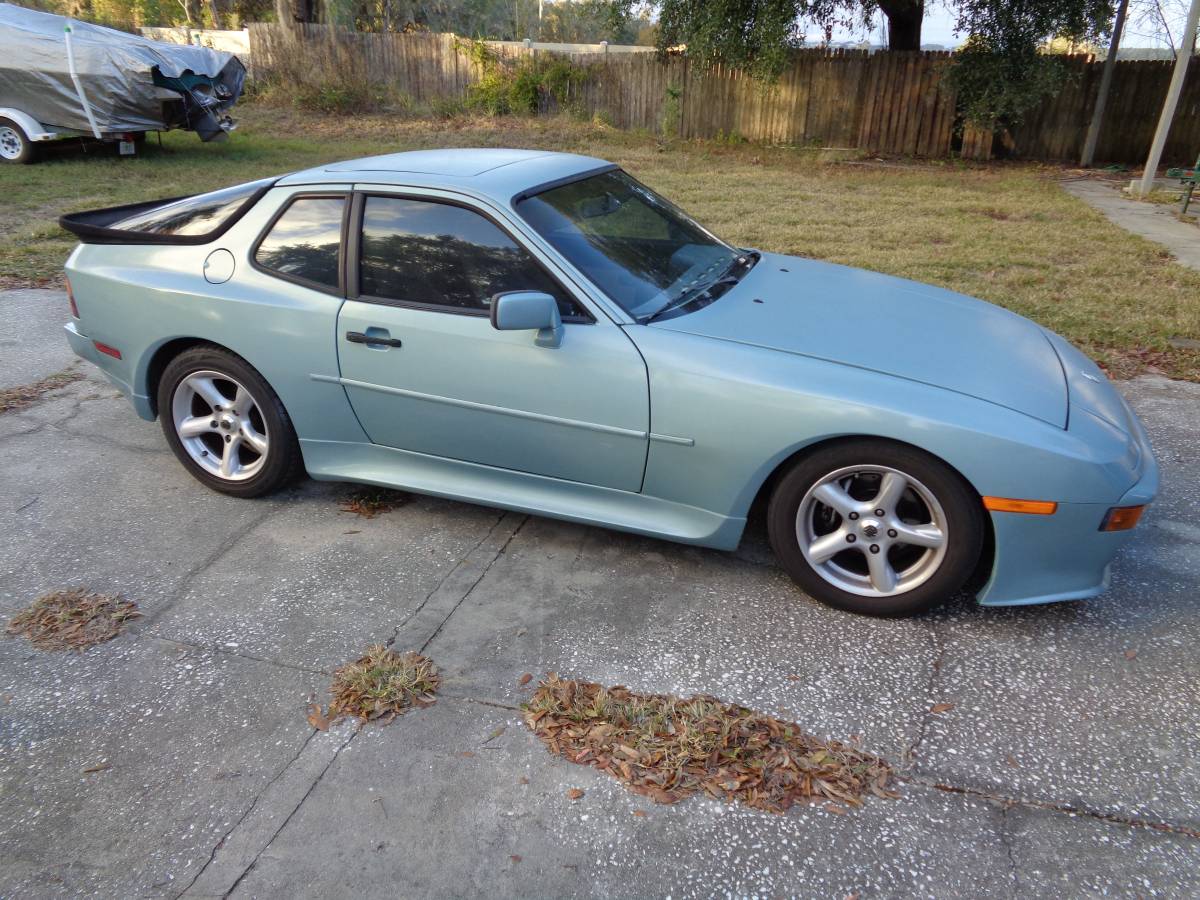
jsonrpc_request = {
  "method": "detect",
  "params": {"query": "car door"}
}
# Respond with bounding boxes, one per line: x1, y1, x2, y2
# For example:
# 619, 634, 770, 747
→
335, 190, 650, 493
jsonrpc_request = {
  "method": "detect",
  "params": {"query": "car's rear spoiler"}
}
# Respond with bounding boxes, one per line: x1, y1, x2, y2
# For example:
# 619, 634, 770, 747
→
58, 180, 274, 245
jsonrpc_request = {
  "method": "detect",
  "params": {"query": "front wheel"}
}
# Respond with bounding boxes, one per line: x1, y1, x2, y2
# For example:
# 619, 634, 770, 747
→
767, 439, 984, 617
158, 346, 304, 498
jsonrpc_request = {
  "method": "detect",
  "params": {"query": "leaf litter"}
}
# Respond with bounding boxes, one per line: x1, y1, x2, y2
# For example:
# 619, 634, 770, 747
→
523, 674, 897, 815
338, 487, 412, 519
315, 644, 440, 726
6, 588, 141, 651
0, 368, 84, 415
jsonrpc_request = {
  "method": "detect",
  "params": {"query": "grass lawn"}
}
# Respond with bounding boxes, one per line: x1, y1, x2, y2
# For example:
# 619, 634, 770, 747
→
4, 103, 1198, 379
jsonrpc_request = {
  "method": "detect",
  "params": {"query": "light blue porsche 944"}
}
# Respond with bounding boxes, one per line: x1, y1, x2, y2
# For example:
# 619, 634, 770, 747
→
59, 149, 1157, 616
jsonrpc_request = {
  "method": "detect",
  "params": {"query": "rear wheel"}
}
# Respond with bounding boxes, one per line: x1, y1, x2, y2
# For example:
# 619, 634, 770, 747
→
0, 119, 36, 165
767, 439, 984, 616
157, 347, 303, 498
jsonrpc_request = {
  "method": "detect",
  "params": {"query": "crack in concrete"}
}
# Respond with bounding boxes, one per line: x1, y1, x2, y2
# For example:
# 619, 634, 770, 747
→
152, 635, 331, 677
218, 728, 356, 900
998, 802, 1019, 899
182, 510, 527, 898
902, 619, 945, 771
173, 729, 320, 900
420, 514, 529, 654
902, 775, 1200, 840
138, 505, 281, 631
382, 509, 509, 649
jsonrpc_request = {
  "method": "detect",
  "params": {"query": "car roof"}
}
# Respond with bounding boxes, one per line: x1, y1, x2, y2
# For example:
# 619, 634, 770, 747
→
276, 148, 613, 205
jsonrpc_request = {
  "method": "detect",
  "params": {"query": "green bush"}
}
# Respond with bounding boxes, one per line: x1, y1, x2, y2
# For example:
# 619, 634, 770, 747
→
460, 39, 592, 118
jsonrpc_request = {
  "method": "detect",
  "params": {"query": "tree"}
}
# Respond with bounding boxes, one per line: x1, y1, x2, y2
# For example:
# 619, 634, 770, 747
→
946, 0, 1115, 128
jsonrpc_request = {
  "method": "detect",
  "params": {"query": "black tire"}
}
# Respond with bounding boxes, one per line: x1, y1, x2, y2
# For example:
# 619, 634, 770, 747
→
767, 439, 984, 617
157, 346, 304, 498
0, 118, 37, 165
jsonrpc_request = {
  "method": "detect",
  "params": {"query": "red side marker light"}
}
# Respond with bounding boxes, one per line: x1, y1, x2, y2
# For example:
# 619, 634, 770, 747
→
93, 341, 122, 360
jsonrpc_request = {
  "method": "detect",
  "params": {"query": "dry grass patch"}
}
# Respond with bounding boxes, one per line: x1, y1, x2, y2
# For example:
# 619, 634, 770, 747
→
321, 644, 440, 725
339, 486, 412, 519
0, 368, 83, 414
524, 675, 896, 814
6, 588, 141, 651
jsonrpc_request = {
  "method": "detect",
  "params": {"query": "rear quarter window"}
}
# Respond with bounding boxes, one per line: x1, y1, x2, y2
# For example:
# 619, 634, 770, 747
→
254, 195, 346, 291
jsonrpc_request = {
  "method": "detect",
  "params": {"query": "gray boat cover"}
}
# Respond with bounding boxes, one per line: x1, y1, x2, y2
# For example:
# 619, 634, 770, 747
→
0, 3, 243, 135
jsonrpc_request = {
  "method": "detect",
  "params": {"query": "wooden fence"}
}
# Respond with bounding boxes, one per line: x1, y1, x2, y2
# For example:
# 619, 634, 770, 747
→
247, 23, 1200, 165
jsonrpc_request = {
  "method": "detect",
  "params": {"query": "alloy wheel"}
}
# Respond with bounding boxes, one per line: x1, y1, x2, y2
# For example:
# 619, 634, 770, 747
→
171, 370, 270, 482
795, 464, 948, 598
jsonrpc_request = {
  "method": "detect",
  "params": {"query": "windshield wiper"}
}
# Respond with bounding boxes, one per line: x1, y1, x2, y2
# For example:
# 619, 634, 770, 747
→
643, 251, 760, 323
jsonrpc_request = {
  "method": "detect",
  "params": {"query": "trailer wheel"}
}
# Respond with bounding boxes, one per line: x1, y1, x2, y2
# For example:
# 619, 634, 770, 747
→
0, 118, 36, 165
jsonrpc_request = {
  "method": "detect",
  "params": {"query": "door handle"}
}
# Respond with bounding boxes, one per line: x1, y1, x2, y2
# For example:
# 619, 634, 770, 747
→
346, 330, 402, 348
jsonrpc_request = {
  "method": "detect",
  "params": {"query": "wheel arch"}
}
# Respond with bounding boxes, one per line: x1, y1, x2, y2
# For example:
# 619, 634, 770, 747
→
744, 433, 995, 590
143, 337, 213, 417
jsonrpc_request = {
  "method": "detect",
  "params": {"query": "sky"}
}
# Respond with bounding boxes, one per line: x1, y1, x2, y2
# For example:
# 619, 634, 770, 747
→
797, 2, 1191, 51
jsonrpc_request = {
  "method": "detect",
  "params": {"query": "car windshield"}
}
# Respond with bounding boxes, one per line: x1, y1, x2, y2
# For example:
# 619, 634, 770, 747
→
515, 170, 740, 320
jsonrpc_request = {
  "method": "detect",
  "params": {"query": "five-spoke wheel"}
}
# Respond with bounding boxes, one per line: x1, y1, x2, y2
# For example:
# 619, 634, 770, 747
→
769, 439, 984, 616
158, 346, 303, 497
172, 370, 271, 481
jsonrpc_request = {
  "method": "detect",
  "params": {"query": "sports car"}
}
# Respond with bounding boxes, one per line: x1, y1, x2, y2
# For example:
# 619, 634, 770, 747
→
59, 149, 1158, 616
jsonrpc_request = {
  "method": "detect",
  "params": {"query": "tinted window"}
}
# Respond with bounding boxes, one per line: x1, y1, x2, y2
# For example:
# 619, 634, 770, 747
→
516, 170, 736, 320
255, 196, 345, 289
113, 177, 276, 236
359, 197, 586, 319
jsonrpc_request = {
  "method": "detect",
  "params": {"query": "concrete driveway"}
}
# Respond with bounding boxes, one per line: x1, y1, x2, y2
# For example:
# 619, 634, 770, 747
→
2, 289, 1198, 898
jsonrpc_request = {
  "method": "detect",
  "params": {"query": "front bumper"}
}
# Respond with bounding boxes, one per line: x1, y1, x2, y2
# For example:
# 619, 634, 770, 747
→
976, 396, 1158, 607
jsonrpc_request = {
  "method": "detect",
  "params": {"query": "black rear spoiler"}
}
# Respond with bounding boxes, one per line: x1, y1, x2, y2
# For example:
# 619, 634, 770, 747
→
58, 180, 274, 245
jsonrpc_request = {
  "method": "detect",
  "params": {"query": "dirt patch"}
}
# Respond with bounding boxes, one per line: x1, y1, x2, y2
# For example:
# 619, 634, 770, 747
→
524, 675, 897, 814
0, 368, 84, 415
314, 645, 440, 726
6, 588, 142, 651
338, 486, 412, 519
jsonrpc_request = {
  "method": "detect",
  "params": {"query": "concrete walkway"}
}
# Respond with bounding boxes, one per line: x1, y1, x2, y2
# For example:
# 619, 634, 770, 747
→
1061, 177, 1200, 271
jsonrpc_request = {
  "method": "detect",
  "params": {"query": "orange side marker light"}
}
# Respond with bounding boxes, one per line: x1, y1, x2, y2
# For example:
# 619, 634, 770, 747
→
1100, 505, 1146, 532
982, 497, 1058, 515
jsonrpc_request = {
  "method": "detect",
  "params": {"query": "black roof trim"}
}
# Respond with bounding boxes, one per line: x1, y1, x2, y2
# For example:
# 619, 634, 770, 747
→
58, 180, 279, 246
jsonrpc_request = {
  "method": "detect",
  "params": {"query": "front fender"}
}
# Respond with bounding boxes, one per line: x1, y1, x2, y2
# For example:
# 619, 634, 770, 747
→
628, 328, 1145, 520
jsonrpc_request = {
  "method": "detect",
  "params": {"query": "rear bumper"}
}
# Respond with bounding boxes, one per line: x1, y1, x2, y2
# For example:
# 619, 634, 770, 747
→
64, 321, 154, 420
977, 397, 1159, 607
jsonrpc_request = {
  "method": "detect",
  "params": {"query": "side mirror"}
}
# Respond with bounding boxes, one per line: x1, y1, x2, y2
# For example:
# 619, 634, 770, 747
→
489, 291, 563, 348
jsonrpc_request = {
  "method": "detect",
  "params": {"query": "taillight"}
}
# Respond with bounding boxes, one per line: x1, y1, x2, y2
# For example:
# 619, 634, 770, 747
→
66, 277, 79, 318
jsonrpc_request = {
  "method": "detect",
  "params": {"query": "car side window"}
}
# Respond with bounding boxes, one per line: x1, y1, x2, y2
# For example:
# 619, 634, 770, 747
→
254, 196, 345, 290
358, 196, 588, 321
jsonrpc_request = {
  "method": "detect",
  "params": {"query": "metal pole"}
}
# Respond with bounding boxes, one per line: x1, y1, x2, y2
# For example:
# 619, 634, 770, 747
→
63, 23, 102, 140
1081, 0, 1129, 167
1138, 0, 1200, 196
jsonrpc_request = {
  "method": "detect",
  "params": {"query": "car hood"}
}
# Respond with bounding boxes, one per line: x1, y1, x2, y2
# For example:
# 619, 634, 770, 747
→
650, 253, 1068, 428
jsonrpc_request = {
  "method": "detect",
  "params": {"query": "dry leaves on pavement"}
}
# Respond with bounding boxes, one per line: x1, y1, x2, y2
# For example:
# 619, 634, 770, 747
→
320, 644, 440, 725
338, 487, 412, 519
523, 674, 896, 815
0, 369, 83, 415
6, 588, 141, 651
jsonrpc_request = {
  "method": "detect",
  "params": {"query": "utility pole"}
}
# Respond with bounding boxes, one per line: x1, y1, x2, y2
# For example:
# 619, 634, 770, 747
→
1080, 0, 1129, 167
1137, 0, 1200, 196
